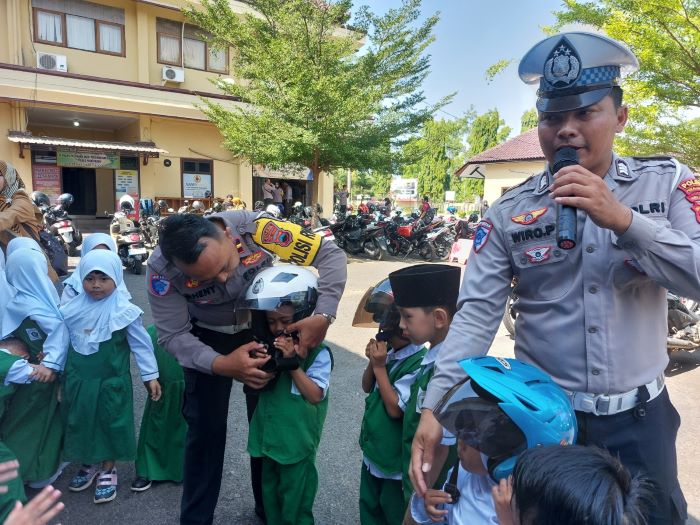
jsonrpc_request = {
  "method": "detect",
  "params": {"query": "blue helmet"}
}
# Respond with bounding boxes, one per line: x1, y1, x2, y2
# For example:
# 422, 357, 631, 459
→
435, 356, 576, 481
446, 206, 457, 214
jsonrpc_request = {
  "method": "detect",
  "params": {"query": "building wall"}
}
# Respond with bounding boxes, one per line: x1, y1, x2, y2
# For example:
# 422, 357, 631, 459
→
483, 160, 545, 206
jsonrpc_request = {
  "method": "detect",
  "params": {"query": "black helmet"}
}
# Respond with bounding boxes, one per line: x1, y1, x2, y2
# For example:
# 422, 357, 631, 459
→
31, 191, 50, 208
57, 193, 74, 208
469, 212, 479, 222
352, 278, 403, 340
157, 199, 168, 209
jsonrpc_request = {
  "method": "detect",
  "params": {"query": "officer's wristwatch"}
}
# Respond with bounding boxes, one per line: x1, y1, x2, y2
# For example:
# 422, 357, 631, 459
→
315, 313, 336, 325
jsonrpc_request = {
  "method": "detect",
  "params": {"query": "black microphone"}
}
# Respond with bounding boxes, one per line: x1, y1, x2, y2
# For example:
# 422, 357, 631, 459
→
553, 147, 578, 250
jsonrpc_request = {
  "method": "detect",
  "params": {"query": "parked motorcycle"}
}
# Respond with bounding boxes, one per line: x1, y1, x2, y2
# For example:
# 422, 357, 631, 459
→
422, 222, 456, 261
31, 192, 83, 256
333, 214, 387, 260
139, 198, 167, 247
384, 216, 438, 259
109, 195, 148, 275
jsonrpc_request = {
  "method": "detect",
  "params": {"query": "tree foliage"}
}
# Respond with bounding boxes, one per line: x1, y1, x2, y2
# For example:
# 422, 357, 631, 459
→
520, 108, 539, 132
184, 0, 449, 180
552, 0, 700, 168
467, 109, 511, 157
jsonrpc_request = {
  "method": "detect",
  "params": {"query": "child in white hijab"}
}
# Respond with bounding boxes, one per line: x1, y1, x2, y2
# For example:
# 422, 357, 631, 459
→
60, 233, 131, 305
60, 250, 160, 504
0, 248, 68, 487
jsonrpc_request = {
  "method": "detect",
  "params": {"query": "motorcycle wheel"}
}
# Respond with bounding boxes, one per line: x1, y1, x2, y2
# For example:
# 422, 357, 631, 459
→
364, 239, 383, 261
503, 293, 517, 339
418, 242, 434, 262
68, 243, 79, 257
130, 261, 143, 275
386, 241, 399, 257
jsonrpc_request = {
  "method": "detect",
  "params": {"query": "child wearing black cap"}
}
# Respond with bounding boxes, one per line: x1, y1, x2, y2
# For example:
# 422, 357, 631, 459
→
388, 263, 461, 508
354, 278, 427, 525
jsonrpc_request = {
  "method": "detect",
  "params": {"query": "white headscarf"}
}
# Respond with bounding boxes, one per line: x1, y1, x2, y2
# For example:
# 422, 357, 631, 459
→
62, 233, 131, 299
60, 250, 142, 355
2, 248, 61, 338
6, 237, 43, 257
0, 250, 16, 324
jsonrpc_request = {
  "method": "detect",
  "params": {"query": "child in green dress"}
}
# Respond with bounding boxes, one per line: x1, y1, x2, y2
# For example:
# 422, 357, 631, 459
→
60, 250, 161, 504
0, 245, 69, 487
237, 265, 332, 525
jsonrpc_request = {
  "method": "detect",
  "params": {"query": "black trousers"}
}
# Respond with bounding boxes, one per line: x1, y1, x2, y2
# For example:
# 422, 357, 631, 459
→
180, 326, 262, 525
576, 388, 687, 525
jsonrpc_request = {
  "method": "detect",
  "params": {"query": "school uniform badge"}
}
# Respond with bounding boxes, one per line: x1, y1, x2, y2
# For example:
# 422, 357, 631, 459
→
511, 207, 547, 225
525, 246, 551, 263
473, 220, 493, 253
25, 328, 42, 341
149, 274, 171, 296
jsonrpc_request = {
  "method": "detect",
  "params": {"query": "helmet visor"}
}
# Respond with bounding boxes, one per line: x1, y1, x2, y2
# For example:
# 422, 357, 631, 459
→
235, 289, 317, 315
435, 378, 527, 460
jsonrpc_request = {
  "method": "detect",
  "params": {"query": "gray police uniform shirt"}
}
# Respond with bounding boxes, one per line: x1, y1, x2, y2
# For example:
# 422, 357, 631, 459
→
146, 210, 347, 374
425, 154, 700, 409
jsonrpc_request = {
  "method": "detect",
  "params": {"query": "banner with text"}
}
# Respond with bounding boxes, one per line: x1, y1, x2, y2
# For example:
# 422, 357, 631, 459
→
31, 165, 62, 204
183, 173, 212, 198
58, 150, 120, 169
115, 170, 140, 219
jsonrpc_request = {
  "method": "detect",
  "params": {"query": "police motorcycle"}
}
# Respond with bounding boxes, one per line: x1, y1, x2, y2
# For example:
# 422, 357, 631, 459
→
332, 213, 387, 260
108, 195, 148, 275
31, 191, 82, 256
503, 285, 700, 355
139, 198, 168, 247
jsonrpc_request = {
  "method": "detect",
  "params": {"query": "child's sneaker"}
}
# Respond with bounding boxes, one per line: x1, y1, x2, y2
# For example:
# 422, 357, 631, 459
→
130, 476, 152, 492
68, 464, 98, 492
94, 468, 118, 504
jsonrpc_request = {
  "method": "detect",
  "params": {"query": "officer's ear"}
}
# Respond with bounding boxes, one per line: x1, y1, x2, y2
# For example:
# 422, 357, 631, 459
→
614, 104, 628, 134
223, 226, 234, 243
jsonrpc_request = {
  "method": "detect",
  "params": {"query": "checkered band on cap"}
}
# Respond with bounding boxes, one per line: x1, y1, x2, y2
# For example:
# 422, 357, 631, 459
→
540, 65, 620, 92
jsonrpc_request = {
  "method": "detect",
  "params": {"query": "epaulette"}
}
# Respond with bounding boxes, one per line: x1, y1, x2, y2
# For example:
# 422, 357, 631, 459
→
626, 156, 677, 174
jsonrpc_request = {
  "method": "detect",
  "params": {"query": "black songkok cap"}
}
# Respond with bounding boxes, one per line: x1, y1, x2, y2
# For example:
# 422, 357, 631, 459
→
389, 264, 461, 309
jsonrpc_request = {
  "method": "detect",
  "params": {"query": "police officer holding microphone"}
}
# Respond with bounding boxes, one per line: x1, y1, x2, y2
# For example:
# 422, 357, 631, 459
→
147, 210, 346, 524
411, 32, 698, 524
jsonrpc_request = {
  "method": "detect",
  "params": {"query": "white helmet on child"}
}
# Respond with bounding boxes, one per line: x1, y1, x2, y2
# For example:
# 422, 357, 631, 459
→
237, 265, 318, 321
265, 204, 281, 218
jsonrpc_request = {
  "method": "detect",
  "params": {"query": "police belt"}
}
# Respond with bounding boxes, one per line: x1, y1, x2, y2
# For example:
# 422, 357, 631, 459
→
566, 374, 665, 416
193, 321, 250, 335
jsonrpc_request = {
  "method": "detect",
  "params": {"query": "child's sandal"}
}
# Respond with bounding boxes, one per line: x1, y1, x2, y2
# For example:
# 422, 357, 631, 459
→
94, 468, 118, 504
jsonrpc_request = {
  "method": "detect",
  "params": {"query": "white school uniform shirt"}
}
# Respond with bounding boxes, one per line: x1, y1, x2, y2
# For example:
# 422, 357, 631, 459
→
363, 343, 425, 480
0, 349, 34, 385
419, 342, 456, 446
410, 464, 498, 525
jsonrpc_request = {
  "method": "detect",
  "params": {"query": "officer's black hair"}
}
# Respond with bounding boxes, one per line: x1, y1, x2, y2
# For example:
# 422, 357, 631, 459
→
159, 213, 223, 264
512, 445, 652, 525
610, 86, 624, 108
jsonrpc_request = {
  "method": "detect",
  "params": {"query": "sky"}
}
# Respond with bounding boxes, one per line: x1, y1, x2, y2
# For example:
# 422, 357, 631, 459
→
354, 0, 568, 138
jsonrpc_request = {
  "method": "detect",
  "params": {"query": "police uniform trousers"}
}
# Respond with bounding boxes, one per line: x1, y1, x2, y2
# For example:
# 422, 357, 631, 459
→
180, 325, 262, 525
576, 389, 687, 525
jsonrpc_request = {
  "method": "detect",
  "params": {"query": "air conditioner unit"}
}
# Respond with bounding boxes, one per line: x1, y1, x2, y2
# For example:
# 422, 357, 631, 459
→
162, 66, 185, 83
37, 52, 67, 72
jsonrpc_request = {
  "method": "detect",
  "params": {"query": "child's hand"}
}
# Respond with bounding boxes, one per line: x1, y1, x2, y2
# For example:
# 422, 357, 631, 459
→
4, 485, 64, 525
424, 489, 450, 521
369, 341, 388, 369
492, 476, 515, 525
364, 339, 375, 359
30, 365, 56, 383
35, 352, 46, 362
274, 336, 297, 358
146, 380, 162, 402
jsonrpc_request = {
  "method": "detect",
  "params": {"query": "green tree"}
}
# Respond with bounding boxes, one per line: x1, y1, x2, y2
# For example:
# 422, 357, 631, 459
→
520, 108, 538, 132
370, 171, 392, 197
352, 170, 372, 197
184, 0, 450, 185
467, 109, 511, 156
552, 0, 700, 168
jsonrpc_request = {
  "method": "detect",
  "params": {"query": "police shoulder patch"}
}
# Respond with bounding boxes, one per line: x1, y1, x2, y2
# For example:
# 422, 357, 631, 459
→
473, 220, 493, 253
149, 274, 171, 296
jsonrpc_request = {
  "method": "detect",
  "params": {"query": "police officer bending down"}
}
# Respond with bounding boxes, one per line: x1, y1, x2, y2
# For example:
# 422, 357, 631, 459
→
410, 32, 697, 525
147, 210, 346, 525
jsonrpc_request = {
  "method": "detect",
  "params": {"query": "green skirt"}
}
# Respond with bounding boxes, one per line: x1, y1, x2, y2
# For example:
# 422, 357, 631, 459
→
135, 342, 186, 481
62, 329, 136, 463
0, 441, 26, 522
0, 381, 63, 482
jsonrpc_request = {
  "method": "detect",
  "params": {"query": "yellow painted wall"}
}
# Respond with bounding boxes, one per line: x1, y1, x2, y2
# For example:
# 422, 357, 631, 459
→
483, 160, 546, 206
0, 102, 32, 182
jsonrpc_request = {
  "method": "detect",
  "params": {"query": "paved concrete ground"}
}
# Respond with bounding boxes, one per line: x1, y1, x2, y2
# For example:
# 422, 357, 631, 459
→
36, 252, 700, 524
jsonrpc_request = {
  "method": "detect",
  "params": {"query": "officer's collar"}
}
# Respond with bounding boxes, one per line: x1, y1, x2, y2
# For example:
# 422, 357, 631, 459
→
533, 152, 637, 196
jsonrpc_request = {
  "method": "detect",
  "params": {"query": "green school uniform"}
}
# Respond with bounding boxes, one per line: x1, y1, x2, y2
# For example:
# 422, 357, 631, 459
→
401, 363, 457, 507
62, 328, 136, 463
359, 347, 425, 525
0, 352, 27, 522
248, 344, 331, 525
0, 318, 63, 482
135, 325, 186, 482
